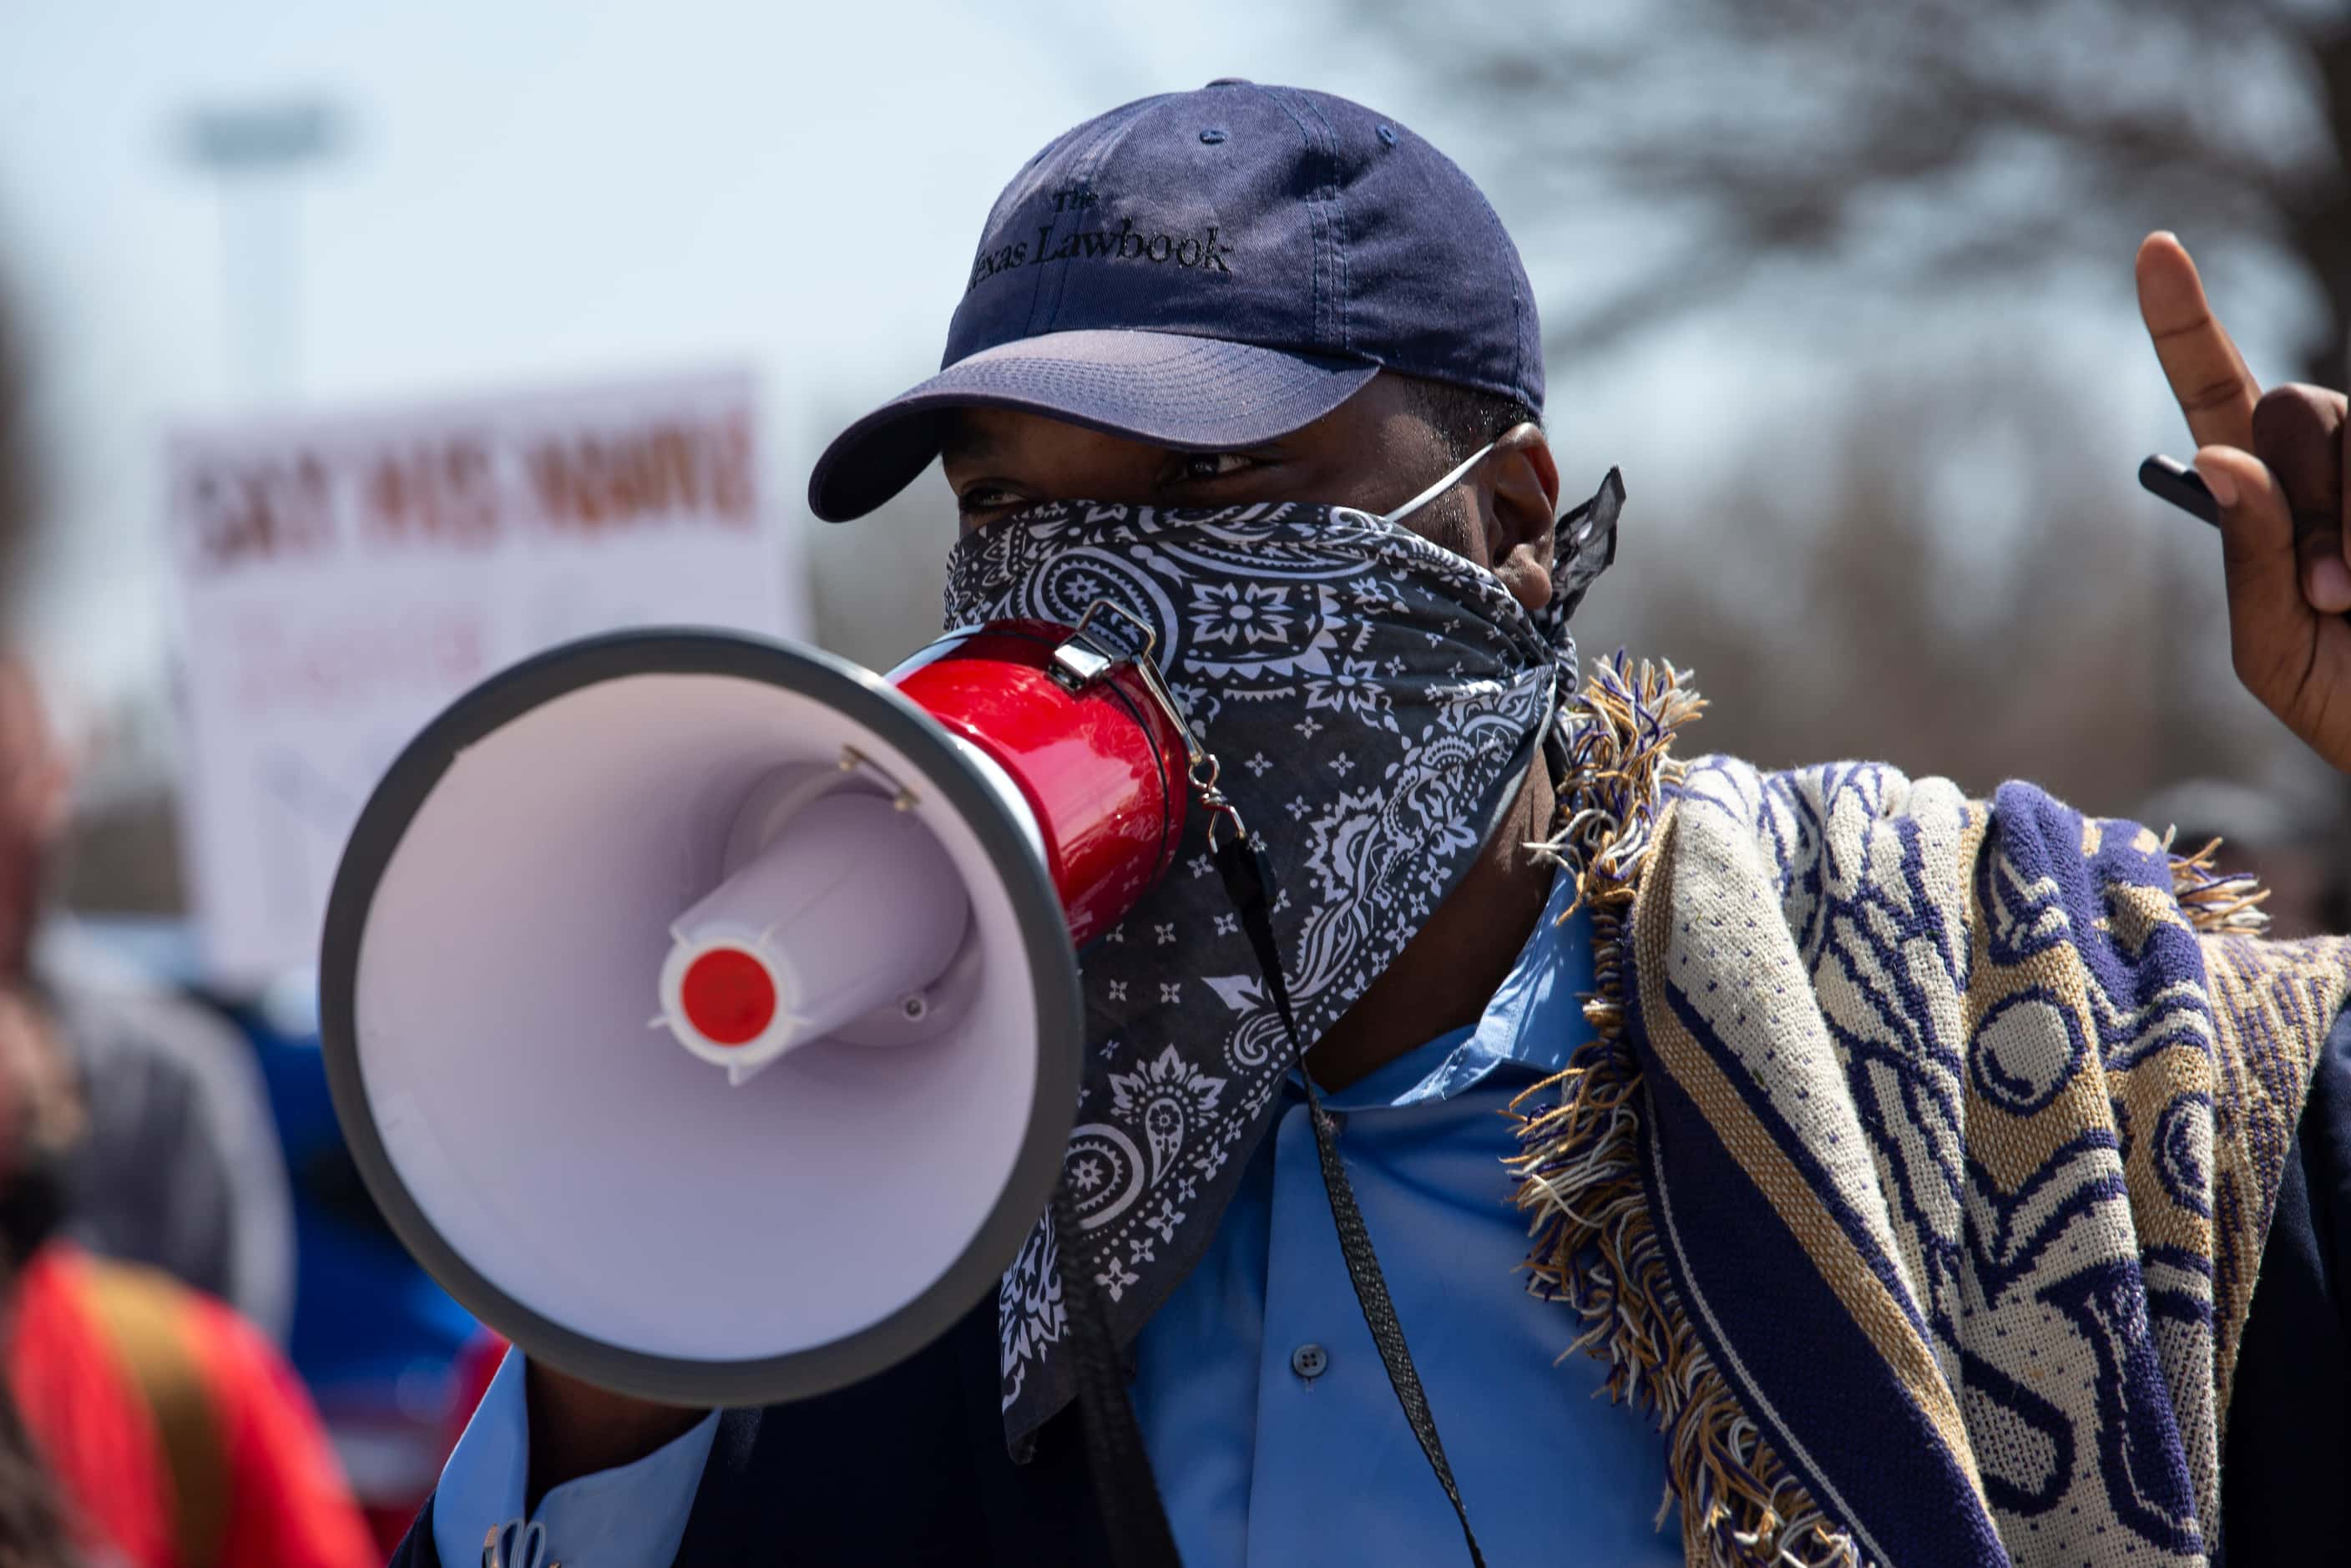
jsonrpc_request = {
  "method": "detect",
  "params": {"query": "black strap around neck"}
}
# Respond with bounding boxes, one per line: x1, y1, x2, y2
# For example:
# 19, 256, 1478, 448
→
1054, 831, 1486, 1568
1214, 832, 1488, 1568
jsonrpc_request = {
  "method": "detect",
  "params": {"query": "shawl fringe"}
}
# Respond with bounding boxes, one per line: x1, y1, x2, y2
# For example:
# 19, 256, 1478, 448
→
2161, 829, 2272, 936
1514, 654, 1862, 1568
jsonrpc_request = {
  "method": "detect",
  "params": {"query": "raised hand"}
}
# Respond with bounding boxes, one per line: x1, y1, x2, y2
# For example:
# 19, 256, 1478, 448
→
2138, 230, 2351, 773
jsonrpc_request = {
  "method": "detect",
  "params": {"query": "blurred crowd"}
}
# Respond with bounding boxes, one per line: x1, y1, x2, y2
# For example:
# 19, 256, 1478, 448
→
0, 285, 495, 1564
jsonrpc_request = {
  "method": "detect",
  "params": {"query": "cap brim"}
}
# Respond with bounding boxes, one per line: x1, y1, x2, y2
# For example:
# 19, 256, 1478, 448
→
806, 330, 1381, 523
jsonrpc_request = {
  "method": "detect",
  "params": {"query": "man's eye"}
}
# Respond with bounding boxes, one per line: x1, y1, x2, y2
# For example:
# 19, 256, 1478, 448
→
1173, 452, 1256, 483
957, 485, 1022, 514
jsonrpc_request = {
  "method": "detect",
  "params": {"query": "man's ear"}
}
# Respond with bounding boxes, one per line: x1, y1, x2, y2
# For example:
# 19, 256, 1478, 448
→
1484, 423, 1559, 615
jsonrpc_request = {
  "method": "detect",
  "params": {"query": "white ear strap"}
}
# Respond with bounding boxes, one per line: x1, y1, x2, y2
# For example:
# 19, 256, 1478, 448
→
1378, 439, 1499, 527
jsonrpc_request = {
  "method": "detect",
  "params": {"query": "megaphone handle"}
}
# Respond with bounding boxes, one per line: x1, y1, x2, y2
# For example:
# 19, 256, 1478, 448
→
1215, 836, 1491, 1568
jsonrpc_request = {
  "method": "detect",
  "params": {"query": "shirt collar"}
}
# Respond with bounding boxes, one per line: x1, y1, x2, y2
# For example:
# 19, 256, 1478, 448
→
1319, 865, 1593, 1113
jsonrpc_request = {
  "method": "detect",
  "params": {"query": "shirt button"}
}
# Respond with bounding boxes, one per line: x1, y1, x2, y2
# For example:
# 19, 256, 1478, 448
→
1290, 1343, 1329, 1380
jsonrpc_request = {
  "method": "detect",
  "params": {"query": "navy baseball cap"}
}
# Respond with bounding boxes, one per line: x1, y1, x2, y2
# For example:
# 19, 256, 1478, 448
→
806, 80, 1544, 522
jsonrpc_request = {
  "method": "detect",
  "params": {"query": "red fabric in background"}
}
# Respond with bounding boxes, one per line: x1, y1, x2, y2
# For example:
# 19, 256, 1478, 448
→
189, 1277, 378, 1567
8, 1244, 376, 1568
8, 1247, 171, 1565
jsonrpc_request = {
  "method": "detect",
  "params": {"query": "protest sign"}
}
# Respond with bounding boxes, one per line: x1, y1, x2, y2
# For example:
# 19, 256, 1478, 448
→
166, 369, 796, 981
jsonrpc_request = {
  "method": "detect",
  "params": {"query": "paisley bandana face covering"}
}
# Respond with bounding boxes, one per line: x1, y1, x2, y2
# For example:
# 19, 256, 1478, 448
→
943, 448, 1625, 1449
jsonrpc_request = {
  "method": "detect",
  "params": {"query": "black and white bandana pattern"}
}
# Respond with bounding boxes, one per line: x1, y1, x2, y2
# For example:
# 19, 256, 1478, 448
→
945, 461, 1625, 1449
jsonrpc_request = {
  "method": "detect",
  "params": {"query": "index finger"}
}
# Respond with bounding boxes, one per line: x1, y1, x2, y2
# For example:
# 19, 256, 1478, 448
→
2138, 231, 2261, 452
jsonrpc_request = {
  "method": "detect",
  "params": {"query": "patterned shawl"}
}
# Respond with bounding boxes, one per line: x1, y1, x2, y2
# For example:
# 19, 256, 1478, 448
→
1514, 656, 2351, 1568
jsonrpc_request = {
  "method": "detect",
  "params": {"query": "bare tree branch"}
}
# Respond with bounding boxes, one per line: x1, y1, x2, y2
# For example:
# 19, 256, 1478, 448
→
1356, 0, 2348, 377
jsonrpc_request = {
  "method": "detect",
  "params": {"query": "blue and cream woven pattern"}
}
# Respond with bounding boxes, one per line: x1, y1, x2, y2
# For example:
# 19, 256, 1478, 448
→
1517, 656, 2351, 1568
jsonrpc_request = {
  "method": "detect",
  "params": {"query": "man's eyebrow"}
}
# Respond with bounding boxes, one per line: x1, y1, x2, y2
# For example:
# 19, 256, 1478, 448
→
938, 419, 999, 464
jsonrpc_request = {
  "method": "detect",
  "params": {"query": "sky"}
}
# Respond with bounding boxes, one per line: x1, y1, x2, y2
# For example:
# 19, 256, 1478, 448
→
1, 0, 1351, 714
0, 0, 2286, 759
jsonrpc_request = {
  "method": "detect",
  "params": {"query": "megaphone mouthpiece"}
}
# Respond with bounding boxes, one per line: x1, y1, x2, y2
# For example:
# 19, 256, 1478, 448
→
675, 947, 777, 1045
657, 785, 972, 1079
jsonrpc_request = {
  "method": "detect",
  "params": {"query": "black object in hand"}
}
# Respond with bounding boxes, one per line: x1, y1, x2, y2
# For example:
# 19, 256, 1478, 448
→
2140, 454, 2221, 528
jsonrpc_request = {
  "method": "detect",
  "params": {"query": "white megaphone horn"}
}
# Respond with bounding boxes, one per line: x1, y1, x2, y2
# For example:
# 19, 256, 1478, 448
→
319, 609, 1211, 1407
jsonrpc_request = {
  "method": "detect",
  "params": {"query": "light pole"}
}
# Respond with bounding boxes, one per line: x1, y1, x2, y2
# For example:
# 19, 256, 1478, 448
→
179, 102, 343, 402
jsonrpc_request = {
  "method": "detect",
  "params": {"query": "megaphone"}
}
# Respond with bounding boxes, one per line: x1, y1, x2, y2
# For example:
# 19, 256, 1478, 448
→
320, 610, 1204, 1407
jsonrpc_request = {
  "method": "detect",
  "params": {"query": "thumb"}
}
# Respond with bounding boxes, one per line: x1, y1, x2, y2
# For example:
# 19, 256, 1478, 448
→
2196, 443, 2351, 614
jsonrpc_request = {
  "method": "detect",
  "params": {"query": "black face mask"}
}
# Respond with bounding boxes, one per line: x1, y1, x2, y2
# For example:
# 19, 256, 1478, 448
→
0, 1143, 66, 1276
943, 452, 1624, 1445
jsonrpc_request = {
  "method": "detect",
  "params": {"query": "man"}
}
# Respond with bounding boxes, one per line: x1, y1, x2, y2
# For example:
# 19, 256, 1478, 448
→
397, 83, 2351, 1566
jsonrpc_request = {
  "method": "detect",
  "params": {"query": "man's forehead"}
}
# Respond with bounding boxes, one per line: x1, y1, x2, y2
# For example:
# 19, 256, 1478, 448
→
938, 408, 1032, 461
939, 407, 1170, 468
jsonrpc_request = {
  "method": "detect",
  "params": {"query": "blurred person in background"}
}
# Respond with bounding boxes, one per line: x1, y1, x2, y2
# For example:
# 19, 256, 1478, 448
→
0, 266, 367, 1567
0, 975, 374, 1567
0, 274, 292, 1339
0, 658, 296, 1344
0, 1388, 73, 1568
382, 81, 2351, 1568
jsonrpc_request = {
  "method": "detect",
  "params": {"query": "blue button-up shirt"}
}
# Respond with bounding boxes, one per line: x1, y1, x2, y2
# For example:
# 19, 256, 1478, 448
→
434, 869, 1681, 1565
